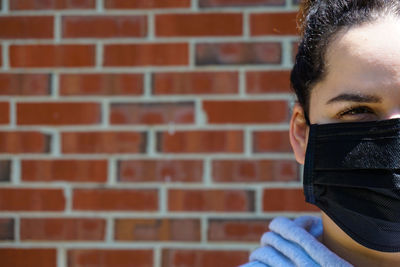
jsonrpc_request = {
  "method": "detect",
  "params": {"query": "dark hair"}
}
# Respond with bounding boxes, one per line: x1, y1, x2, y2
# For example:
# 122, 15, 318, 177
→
291, 0, 400, 119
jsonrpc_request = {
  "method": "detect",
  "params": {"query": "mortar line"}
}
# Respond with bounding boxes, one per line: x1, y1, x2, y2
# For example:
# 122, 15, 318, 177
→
0, 94, 295, 102
195, 99, 207, 125
4, 7, 295, 16
0, 65, 294, 73
51, 72, 59, 98
11, 158, 20, 185
108, 157, 117, 185
239, 68, 246, 96
201, 215, 208, 244
2, 42, 9, 70
2, 0, 8, 13
203, 158, 212, 185
96, 0, 104, 12
148, 13, 155, 41
282, 38, 294, 68
14, 216, 20, 243
54, 13, 61, 43
243, 11, 250, 39
51, 130, 61, 156
0, 241, 266, 250
0, 211, 314, 219
144, 72, 152, 98
154, 246, 161, 267
159, 187, 167, 215
64, 186, 72, 214
255, 186, 263, 215
191, 0, 198, 11
57, 247, 66, 267
244, 128, 252, 157
105, 217, 114, 243
101, 99, 109, 128
5, 35, 298, 44
96, 42, 103, 69
0, 152, 295, 161
188, 39, 196, 68
9, 97, 16, 127
147, 129, 157, 156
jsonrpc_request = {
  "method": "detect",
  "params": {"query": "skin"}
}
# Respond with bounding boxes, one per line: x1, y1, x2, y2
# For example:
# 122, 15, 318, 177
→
289, 17, 400, 266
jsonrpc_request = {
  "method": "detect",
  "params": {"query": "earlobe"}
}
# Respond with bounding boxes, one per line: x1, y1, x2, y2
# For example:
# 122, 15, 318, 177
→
289, 104, 309, 165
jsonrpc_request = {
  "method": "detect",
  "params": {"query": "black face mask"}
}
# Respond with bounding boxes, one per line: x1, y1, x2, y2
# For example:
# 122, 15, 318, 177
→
304, 118, 400, 252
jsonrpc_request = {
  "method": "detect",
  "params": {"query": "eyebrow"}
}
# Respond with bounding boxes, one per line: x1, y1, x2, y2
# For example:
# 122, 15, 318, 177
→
326, 93, 382, 104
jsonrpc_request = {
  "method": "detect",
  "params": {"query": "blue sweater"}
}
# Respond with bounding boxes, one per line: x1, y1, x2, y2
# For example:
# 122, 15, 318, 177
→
240, 216, 353, 267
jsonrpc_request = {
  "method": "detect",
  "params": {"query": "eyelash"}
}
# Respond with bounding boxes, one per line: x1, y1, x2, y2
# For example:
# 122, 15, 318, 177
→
336, 106, 375, 118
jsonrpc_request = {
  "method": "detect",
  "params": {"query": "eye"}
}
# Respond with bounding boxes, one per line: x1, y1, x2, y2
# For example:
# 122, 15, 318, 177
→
336, 106, 377, 121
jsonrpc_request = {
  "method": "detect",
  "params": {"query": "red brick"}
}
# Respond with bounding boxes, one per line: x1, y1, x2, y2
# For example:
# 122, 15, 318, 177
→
199, 0, 285, 7
68, 249, 153, 267
208, 219, 270, 242
115, 218, 200, 241
17, 102, 101, 126
162, 249, 249, 267
253, 131, 292, 152
10, 0, 95, 10
105, 0, 190, 9
168, 189, 254, 212
0, 248, 56, 267
0, 74, 50, 96
0, 102, 9, 124
203, 100, 288, 123
62, 131, 146, 154
10, 45, 95, 68
196, 42, 281, 65
0, 219, 14, 240
246, 71, 291, 93
110, 102, 194, 125
118, 160, 203, 183
0, 160, 11, 181
73, 189, 158, 211
0, 188, 65, 211
104, 43, 188, 67
0, 131, 50, 153
0, 16, 52, 39
251, 12, 298, 36
157, 130, 243, 153
63, 16, 147, 38
60, 73, 143, 96
156, 13, 242, 37
20, 218, 105, 241
212, 160, 298, 182
263, 188, 319, 212
153, 71, 238, 95
21, 160, 107, 182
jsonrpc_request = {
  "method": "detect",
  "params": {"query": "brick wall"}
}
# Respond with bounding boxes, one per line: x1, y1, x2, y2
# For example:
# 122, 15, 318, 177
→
0, 0, 319, 266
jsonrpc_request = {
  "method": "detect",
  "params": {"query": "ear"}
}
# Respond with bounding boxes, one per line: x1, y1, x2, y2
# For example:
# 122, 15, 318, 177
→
289, 103, 309, 165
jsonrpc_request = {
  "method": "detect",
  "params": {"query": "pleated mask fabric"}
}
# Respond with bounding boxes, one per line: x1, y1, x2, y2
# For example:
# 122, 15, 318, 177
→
304, 118, 400, 252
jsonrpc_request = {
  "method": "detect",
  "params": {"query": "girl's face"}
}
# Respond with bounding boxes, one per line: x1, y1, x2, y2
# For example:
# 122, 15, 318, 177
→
309, 16, 400, 125
290, 17, 400, 165
290, 16, 400, 261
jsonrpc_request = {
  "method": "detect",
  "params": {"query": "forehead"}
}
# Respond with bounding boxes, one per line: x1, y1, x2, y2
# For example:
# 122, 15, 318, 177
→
327, 16, 400, 78
311, 17, 400, 104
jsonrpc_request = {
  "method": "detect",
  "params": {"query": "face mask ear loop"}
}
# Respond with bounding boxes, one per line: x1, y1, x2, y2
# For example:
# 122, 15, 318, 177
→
304, 111, 311, 126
